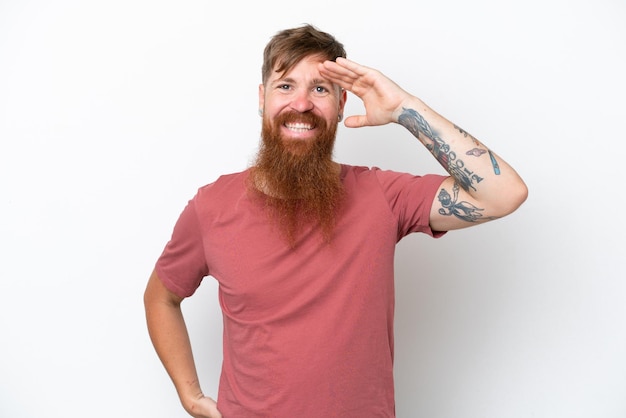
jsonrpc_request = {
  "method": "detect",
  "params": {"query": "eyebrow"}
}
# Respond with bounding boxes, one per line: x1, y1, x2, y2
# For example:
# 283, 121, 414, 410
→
273, 77, 333, 87
312, 78, 332, 86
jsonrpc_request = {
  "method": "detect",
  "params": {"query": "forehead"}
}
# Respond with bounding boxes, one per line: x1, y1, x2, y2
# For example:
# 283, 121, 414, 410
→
270, 54, 327, 82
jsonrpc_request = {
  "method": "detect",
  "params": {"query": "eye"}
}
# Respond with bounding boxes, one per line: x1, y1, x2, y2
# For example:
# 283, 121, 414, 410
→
314, 85, 329, 95
277, 84, 292, 91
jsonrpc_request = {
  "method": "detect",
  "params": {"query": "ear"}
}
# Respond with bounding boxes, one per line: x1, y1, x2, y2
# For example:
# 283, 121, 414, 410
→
338, 88, 347, 115
258, 84, 265, 111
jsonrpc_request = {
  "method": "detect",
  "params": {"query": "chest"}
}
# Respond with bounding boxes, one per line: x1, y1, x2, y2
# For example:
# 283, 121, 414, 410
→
200, 190, 398, 319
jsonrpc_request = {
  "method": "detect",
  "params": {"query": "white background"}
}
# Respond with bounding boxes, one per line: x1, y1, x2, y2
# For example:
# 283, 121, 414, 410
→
1, 0, 625, 417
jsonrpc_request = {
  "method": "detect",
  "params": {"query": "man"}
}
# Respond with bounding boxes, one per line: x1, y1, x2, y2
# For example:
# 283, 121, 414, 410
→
144, 24, 527, 418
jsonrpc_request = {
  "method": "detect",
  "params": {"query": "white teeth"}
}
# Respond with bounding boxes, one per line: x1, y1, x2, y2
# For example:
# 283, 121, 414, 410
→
285, 123, 313, 132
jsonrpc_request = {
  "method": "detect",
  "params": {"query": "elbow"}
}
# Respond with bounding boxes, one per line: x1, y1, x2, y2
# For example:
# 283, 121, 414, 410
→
496, 181, 529, 218
513, 180, 529, 210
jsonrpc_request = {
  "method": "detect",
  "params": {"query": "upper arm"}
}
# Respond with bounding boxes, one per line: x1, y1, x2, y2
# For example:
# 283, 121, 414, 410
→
144, 269, 184, 308
428, 176, 496, 232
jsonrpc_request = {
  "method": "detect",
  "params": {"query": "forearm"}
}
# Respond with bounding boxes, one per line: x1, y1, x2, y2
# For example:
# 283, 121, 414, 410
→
144, 278, 204, 410
395, 97, 527, 215
318, 57, 527, 223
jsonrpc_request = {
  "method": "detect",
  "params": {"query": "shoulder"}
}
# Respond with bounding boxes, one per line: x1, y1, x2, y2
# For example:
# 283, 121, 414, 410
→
196, 169, 250, 197
340, 164, 381, 182
341, 164, 445, 187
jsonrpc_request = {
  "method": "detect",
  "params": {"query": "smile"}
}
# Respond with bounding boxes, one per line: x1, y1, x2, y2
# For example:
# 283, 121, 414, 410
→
285, 123, 314, 133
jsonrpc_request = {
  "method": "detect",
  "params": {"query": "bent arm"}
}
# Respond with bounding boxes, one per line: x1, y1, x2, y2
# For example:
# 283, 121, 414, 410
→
319, 58, 528, 231
144, 270, 221, 418
396, 98, 528, 231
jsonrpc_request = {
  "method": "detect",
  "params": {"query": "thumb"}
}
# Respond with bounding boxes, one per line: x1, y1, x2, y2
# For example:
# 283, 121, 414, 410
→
343, 114, 369, 128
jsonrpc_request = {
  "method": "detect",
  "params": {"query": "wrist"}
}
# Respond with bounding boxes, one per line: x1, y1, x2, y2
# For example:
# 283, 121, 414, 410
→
176, 380, 204, 407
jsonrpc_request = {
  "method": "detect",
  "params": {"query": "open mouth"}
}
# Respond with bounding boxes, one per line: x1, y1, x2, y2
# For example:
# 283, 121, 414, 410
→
285, 122, 315, 133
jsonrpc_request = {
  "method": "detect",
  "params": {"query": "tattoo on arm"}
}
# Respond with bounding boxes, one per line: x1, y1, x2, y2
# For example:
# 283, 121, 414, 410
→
398, 107, 483, 192
437, 183, 498, 223
398, 107, 437, 141
456, 124, 501, 175
454, 124, 480, 145
488, 150, 501, 175
437, 183, 484, 222
466, 148, 487, 157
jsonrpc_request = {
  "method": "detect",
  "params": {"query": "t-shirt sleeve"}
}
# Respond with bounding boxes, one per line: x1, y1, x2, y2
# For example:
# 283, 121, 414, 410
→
374, 169, 448, 240
154, 196, 209, 298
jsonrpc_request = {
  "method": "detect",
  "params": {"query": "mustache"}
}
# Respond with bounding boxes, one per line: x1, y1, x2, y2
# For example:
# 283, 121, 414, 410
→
274, 111, 328, 129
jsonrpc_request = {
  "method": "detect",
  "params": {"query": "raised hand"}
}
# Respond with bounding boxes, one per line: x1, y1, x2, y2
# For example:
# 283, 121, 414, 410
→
318, 57, 413, 128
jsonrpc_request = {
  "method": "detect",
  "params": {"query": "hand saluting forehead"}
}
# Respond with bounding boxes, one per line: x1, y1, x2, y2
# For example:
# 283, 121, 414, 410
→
318, 57, 411, 128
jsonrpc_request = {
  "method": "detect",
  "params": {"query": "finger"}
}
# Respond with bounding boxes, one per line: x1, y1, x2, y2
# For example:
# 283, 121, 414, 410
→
334, 57, 369, 76
344, 114, 370, 128
321, 57, 358, 75
319, 61, 358, 89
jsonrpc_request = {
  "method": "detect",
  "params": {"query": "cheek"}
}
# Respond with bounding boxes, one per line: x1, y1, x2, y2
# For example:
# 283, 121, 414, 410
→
320, 106, 341, 123
319, 98, 342, 114
264, 99, 289, 117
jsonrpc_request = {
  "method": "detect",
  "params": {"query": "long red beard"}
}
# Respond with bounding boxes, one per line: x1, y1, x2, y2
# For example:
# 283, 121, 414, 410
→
249, 111, 344, 246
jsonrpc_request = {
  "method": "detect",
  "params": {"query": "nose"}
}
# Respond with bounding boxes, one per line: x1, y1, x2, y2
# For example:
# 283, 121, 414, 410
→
289, 89, 314, 113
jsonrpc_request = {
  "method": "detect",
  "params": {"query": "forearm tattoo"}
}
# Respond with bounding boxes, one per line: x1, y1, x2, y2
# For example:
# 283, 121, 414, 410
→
398, 108, 503, 193
488, 150, 501, 175
454, 124, 479, 144
457, 123, 500, 175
